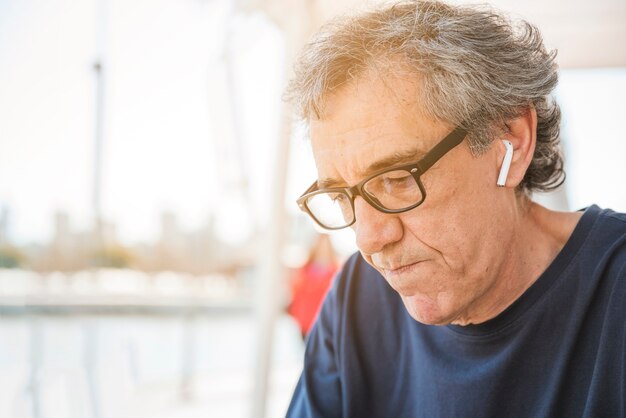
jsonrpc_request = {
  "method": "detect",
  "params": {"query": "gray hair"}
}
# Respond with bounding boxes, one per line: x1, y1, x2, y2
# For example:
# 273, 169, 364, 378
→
287, 0, 565, 193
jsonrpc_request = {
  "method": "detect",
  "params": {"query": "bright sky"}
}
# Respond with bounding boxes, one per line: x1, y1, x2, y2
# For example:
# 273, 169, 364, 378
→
0, 0, 287, 245
0, 0, 624, 246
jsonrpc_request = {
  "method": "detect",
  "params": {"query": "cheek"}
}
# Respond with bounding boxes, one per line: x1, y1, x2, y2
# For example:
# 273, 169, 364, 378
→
400, 193, 489, 275
416, 158, 498, 249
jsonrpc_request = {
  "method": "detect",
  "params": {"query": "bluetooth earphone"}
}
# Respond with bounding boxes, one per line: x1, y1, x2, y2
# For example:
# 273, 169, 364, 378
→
496, 140, 513, 187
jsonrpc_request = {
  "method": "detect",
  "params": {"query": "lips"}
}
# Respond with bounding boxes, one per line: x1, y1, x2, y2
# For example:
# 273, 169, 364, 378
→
386, 261, 421, 274
374, 261, 428, 296
382, 261, 423, 275
370, 253, 428, 278
372, 259, 424, 277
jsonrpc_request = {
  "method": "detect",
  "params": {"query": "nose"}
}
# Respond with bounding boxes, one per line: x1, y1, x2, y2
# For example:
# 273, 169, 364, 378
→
353, 197, 403, 255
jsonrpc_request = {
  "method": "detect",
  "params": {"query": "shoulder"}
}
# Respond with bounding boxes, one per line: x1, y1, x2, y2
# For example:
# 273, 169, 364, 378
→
329, 251, 395, 310
586, 205, 626, 238
582, 206, 626, 270
313, 251, 403, 349
320, 251, 408, 343
564, 205, 626, 261
333, 252, 377, 290
574, 206, 626, 316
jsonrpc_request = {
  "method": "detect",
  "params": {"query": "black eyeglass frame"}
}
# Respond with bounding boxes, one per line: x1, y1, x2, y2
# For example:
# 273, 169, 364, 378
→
296, 125, 468, 230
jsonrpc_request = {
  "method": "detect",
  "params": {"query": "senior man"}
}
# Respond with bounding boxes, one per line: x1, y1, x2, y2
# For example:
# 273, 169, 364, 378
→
285, 1, 625, 417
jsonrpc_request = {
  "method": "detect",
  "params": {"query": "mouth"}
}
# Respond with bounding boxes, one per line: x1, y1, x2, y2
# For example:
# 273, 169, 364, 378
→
381, 261, 424, 277
376, 261, 428, 296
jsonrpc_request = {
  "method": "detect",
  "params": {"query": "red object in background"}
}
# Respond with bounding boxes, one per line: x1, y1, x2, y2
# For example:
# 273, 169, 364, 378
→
288, 261, 337, 337
288, 234, 338, 338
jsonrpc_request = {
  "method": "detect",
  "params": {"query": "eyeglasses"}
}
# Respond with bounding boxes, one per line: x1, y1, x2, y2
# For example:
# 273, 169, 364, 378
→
296, 125, 467, 230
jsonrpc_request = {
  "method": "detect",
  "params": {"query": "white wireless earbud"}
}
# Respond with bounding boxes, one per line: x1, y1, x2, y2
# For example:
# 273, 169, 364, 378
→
497, 140, 513, 187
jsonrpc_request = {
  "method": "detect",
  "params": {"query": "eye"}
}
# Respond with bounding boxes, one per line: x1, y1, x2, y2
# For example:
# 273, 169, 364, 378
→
330, 193, 347, 203
381, 171, 414, 189
363, 169, 422, 210
379, 170, 416, 194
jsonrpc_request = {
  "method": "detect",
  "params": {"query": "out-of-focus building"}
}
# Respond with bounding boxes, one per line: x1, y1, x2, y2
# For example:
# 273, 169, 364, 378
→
1, 209, 262, 277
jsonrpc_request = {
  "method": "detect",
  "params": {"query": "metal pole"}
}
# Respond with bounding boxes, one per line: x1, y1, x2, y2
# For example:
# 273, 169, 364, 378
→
27, 317, 42, 418
249, 3, 317, 416
93, 60, 104, 231
83, 320, 101, 418
85, 3, 107, 417
250, 102, 291, 418
93, 0, 107, 254
179, 313, 196, 400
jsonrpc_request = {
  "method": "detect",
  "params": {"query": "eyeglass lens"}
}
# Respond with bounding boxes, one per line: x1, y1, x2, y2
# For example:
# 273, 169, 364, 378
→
305, 169, 423, 229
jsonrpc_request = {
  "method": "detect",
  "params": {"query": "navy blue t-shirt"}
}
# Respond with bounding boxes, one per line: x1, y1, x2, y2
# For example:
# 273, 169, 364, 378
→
287, 205, 626, 417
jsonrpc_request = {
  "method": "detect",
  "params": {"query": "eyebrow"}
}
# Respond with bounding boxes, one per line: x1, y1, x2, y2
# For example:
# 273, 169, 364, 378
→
317, 147, 427, 189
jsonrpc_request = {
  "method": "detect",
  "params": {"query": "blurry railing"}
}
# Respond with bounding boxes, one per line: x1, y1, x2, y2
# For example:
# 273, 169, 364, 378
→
0, 269, 277, 418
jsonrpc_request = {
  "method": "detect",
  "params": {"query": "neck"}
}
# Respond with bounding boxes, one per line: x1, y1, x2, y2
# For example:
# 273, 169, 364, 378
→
452, 199, 582, 326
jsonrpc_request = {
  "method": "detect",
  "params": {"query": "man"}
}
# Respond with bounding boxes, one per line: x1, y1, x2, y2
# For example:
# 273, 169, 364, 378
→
285, 1, 626, 417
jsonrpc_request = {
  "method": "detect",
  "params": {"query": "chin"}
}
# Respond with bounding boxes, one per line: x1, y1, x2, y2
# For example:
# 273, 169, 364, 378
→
400, 294, 457, 326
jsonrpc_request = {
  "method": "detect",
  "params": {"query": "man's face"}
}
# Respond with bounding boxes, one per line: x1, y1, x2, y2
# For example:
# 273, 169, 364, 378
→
309, 73, 513, 325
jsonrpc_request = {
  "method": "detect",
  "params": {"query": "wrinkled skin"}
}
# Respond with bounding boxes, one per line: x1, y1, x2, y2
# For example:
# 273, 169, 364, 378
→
309, 72, 582, 326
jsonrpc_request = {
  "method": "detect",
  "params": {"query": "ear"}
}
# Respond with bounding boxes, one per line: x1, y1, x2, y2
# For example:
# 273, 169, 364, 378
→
497, 106, 537, 188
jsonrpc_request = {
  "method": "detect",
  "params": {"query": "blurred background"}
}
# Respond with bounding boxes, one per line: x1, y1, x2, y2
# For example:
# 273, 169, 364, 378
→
0, 0, 624, 417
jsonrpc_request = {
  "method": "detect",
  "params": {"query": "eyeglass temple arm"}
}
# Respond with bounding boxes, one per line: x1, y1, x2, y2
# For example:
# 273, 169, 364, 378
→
304, 181, 318, 194
300, 126, 466, 197
416, 126, 467, 173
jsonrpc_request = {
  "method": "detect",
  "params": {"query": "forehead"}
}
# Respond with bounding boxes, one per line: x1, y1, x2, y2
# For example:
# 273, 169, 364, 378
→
309, 73, 452, 185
